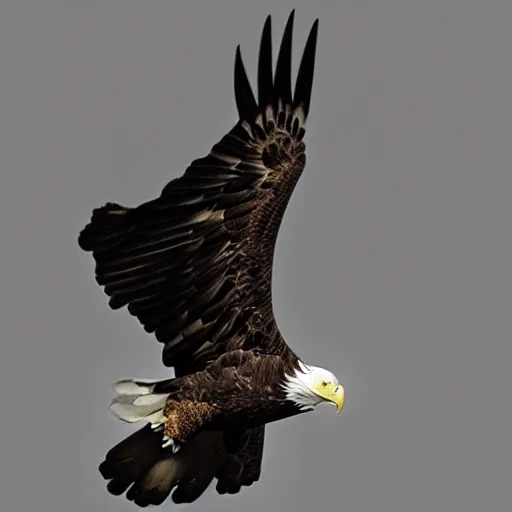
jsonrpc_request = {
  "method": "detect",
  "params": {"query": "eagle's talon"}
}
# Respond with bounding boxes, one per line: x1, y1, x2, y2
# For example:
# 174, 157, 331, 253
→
162, 435, 180, 453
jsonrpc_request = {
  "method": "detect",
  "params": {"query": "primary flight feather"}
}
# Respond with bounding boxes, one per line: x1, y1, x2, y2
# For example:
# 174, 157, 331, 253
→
78, 11, 344, 507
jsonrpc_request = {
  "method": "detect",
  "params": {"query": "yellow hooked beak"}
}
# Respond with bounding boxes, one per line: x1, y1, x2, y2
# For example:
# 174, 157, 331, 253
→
312, 382, 345, 414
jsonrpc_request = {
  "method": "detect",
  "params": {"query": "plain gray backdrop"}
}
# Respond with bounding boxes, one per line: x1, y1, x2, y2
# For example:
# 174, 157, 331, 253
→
2, 1, 511, 511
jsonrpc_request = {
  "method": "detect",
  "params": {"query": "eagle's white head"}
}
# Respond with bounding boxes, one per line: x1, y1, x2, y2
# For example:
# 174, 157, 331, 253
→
282, 361, 345, 414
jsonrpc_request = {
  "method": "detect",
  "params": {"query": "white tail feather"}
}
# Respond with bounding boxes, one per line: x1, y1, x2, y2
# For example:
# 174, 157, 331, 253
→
109, 379, 169, 424
112, 379, 156, 396
133, 394, 168, 407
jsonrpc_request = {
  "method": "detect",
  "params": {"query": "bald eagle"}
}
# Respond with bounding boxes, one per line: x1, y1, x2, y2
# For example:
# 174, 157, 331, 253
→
78, 11, 344, 507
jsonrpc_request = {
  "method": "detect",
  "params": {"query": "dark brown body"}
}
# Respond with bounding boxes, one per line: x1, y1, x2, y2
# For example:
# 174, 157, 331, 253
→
155, 350, 305, 442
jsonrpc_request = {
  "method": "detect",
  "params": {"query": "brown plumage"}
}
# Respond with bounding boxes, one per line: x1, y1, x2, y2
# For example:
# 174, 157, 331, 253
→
79, 10, 320, 507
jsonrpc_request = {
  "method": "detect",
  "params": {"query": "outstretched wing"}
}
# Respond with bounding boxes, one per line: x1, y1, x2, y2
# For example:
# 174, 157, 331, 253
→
78, 12, 318, 375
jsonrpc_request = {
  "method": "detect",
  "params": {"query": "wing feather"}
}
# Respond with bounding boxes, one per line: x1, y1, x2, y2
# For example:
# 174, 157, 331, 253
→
273, 11, 294, 110
257, 16, 273, 112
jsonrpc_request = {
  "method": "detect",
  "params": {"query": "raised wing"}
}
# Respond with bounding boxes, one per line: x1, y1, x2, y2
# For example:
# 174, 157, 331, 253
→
78, 12, 318, 375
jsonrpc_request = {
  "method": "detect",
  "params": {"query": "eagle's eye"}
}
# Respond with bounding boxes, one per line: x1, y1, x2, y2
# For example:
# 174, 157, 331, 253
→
322, 381, 327, 387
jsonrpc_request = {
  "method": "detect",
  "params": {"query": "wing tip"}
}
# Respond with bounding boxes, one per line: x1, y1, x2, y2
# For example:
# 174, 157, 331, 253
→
235, 10, 319, 125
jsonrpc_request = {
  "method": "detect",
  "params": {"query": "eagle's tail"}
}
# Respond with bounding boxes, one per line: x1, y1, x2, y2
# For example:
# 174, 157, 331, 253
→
100, 379, 228, 506
108, 379, 171, 428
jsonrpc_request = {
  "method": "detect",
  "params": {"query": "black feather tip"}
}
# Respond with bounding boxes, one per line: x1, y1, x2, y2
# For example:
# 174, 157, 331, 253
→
234, 11, 319, 124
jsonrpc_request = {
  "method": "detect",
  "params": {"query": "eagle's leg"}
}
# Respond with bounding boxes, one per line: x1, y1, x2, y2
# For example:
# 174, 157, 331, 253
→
162, 399, 217, 452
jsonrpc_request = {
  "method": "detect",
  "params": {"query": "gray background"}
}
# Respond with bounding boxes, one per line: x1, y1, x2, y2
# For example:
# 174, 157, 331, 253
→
1, 1, 511, 511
